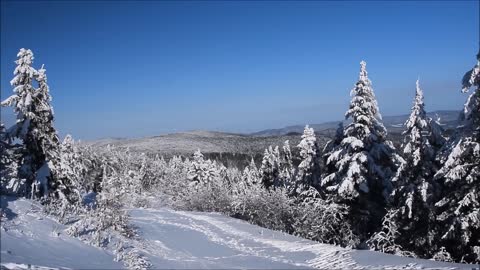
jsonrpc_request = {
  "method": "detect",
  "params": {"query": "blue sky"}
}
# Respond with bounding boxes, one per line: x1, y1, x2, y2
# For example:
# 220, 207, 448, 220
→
1, 1, 479, 140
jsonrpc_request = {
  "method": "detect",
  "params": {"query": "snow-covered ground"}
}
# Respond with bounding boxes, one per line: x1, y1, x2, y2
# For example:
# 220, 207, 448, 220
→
1, 197, 476, 269
0, 197, 122, 269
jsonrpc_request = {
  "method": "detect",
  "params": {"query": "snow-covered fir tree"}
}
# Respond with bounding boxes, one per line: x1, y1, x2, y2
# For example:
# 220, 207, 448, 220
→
432, 52, 480, 264
34, 65, 73, 200
321, 61, 402, 242
1, 49, 37, 195
57, 135, 85, 199
294, 126, 321, 195
187, 149, 219, 186
243, 157, 260, 186
323, 122, 344, 155
279, 140, 295, 190
369, 80, 445, 258
0, 49, 70, 200
0, 123, 23, 194
260, 146, 280, 189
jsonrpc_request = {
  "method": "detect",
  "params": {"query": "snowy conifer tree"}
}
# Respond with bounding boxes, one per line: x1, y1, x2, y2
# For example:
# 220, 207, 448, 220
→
0, 123, 23, 194
369, 80, 445, 257
279, 140, 295, 190
1, 49, 67, 200
260, 146, 280, 189
321, 61, 401, 242
1, 49, 37, 193
432, 52, 480, 263
57, 135, 84, 200
295, 126, 321, 195
243, 157, 260, 186
187, 149, 219, 187
34, 64, 71, 200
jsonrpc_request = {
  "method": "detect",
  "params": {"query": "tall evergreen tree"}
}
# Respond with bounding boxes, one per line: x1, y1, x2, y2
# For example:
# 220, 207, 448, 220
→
1, 49, 37, 192
279, 140, 295, 190
321, 61, 401, 242
369, 80, 445, 257
433, 52, 480, 264
34, 65, 73, 200
295, 126, 321, 195
242, 157, 260, 186
260, 146, 280, 189
1, 49, 67, 200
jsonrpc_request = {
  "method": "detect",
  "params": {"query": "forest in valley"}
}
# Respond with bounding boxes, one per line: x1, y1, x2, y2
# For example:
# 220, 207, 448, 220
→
1, 48, 479, 268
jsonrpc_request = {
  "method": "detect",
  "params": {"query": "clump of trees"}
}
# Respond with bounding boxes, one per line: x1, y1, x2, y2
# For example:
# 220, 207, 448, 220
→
1, 48, 479, 266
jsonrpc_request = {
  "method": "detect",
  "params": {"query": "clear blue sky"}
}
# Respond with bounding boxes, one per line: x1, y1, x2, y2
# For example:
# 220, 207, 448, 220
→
1, 1, 479, 140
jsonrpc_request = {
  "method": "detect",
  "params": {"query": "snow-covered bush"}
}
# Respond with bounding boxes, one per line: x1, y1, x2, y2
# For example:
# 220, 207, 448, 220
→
232, 182, 295, 233
367, 209, 417, 257
293, 187, 359, 247
178, 173, 233, 213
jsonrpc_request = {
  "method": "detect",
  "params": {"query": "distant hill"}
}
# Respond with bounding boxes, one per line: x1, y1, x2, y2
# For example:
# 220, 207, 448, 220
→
87, 130, 330, 156
86, 110, 460, 168
251, 110, 461, 137
86, 130, 330, 168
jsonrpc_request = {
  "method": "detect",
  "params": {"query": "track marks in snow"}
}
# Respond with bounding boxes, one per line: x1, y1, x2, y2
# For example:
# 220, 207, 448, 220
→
129, 208, 471, 270
175, 210, 358, 269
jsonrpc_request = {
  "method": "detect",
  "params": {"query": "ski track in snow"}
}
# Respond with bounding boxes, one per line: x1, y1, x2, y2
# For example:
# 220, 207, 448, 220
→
1, 197, 476, 270
128, 208, 472, 270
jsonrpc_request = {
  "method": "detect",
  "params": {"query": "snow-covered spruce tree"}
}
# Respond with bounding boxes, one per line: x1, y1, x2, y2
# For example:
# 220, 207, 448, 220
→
243, 157, 260, 186
32, 65, 66, 198
58, 135, 86, 195
294, 126, 321, 195
432, 52, 480, 264
323, 122, 344, 156
187, 149, 219, 187
1, 49, 70, 200
1, 49, 38, 195
260, 146, 280, 189
321, 61, 401, 243
368, 80, 445, 258
0, 123, 23, 194
279, 140, 295, 191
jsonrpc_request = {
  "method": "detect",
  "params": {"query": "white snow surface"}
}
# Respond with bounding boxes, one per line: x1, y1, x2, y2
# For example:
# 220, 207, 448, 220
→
1, 197, 476, 270
0, 197, 122, 269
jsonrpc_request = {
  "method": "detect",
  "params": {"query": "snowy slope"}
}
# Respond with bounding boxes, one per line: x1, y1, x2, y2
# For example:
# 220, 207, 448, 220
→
0, 197, 122, 269
1, 197, 476, 270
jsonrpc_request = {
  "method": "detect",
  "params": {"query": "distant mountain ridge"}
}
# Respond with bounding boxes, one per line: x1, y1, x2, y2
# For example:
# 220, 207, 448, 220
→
250, 110, 461, 137
87, 110, 461, 164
